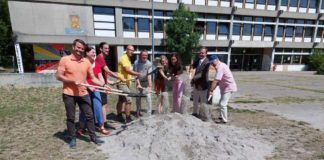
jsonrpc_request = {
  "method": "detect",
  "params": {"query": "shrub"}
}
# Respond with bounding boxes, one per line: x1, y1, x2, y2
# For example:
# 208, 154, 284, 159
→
309, 50, 324, 75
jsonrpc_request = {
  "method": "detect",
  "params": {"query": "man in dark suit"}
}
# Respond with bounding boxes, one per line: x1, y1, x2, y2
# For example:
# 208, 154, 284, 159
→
191, 47, 212, 121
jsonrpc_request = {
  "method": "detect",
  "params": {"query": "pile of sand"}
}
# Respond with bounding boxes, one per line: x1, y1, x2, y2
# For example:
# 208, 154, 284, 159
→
100, 113, 273, 160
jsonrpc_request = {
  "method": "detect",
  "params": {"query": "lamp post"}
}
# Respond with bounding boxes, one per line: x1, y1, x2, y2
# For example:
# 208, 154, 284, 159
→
151, 0, 155, 60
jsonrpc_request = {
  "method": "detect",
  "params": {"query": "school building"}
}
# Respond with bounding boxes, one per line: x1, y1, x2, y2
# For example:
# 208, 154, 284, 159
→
8, 0, 324, 73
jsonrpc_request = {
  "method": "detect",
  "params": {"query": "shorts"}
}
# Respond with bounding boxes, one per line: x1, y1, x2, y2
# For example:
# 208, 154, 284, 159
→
117, 84, 132, 103
100, 92, 108, 105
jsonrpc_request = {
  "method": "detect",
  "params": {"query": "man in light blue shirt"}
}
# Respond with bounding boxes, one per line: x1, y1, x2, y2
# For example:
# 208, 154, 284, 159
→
133, 50, 153, 117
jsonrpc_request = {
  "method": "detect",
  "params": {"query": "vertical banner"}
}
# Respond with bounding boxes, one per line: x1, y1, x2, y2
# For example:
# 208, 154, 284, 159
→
14, 43, 24, 73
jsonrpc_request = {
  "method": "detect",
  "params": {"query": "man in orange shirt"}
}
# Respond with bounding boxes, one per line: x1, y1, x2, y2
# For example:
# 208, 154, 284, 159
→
56, 39, 109, 149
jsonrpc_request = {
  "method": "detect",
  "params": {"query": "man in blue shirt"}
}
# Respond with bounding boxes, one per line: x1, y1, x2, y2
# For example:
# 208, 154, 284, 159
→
133, 50, 153, 117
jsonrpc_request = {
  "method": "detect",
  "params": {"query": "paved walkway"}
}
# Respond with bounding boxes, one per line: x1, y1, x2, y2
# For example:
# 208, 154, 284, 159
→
229, 71, 324, 130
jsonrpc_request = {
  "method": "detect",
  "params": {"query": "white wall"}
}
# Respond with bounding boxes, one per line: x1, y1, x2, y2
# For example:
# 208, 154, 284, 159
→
8, 1, 94, 36
275, 65, 309, 71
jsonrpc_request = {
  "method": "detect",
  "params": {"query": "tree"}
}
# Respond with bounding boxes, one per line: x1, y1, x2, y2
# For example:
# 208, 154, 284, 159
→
309, 49, 324, 75
165, 3, 202, 65
0, 0, 15, 67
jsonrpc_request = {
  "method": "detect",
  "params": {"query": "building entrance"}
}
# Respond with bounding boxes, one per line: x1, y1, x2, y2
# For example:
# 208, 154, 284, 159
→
230, 48, 263, 71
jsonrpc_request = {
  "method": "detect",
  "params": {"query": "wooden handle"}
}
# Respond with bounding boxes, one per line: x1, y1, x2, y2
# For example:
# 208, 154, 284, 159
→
96, 90, 128, 96
80, 83, 123, 93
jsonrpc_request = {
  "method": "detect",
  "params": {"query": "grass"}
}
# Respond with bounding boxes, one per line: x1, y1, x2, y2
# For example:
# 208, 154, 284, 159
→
233, 99, 267, 104
1, 86, 324, 160
0, 87, 106, 160
265, 83, 324, 94
227, 106, 263, 114
317, 153, 324, 159
271, 96, 318, 104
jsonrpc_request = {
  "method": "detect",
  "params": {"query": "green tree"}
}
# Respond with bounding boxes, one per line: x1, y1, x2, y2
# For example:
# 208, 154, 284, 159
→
165, 3, 202, 65
0, 0, 14, 67
309, 49, 324, 75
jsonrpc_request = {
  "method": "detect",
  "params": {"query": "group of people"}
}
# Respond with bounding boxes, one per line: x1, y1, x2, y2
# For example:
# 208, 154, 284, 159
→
56, 39, 237, 149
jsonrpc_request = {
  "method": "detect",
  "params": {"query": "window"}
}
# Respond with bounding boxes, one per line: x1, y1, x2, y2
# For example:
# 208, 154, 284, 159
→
254, 17, 263, 36
268, 0, 276, 5
166, 12, 173, 17
299, 0, 308, 7
285, 26, 294, 37
235, 0, 243, 2
322, 0, 324, 9
277, 26, 284, 37
154, 11, 164, 32
123, 9, 134, 14
93, 7, 116, 37
219, 23, 229, 35
275, 48, 284, 52
233, 23, 241, 35
93, 7, 114, 15
292, 55, 301, 64
218, 15, 230, 20
243, 23, 252, 36
304, 27, 313, 37
289, 0, 298, 7
295, 20, 304, 37
282, 55, 292, 64
281, 0, 288, 6
123, 17, 135, 31
246, 0, 254, 4
317, 27, 323, 37
138, 10, 149, 16
207, 22, 217, 34
243, 17, 252, 36
257, 0, 265, 4
309, 0, 316, 8
304, 20, 314, 37
264, 25, 273, 36
138, 10, 149, 32
195, 21, 205, 33
254, 25, 262, 36
274, 55, 282, 64
138, 18, 149, 32
301, 55, 309, 64
122, 9, 135, 31
294, 48, 302, 53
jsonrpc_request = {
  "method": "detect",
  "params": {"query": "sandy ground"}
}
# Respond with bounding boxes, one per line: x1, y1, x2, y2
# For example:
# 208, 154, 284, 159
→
100, 114, 273, 160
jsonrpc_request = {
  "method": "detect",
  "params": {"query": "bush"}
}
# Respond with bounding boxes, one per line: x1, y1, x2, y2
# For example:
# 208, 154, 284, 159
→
309, 50, 324, 75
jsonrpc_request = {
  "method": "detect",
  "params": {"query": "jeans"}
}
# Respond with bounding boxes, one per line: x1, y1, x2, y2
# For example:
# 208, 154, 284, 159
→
62, 94, 96, 138
80, 91, 104, 125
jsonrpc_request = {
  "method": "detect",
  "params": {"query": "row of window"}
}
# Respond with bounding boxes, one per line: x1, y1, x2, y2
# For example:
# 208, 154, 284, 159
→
94, 7, 324, 40
143, 0, 324, 10
275, 48, 312, 52
273, 54, 309, 64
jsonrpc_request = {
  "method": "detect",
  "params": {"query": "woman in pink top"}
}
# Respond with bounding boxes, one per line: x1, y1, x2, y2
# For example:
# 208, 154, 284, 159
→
169, 54, 184, 113
78, 46, 109, 135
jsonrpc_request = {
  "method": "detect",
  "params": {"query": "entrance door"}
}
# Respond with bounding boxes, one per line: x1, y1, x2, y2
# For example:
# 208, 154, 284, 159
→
230, 55, 243, 71
243, 55, 262, 71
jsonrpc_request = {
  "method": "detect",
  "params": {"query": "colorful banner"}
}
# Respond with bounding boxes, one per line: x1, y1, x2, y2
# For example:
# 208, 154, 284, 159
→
33, 44, 72, 73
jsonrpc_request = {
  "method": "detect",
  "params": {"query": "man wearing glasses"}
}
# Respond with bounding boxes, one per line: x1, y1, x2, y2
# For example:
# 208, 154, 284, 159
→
116, 45, 141, 123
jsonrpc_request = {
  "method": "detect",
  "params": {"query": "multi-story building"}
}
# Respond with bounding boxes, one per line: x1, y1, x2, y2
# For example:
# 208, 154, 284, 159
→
8, 0, 324, 73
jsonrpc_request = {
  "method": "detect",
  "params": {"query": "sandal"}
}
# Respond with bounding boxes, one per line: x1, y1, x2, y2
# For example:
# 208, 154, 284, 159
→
100, 127, 110, 135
